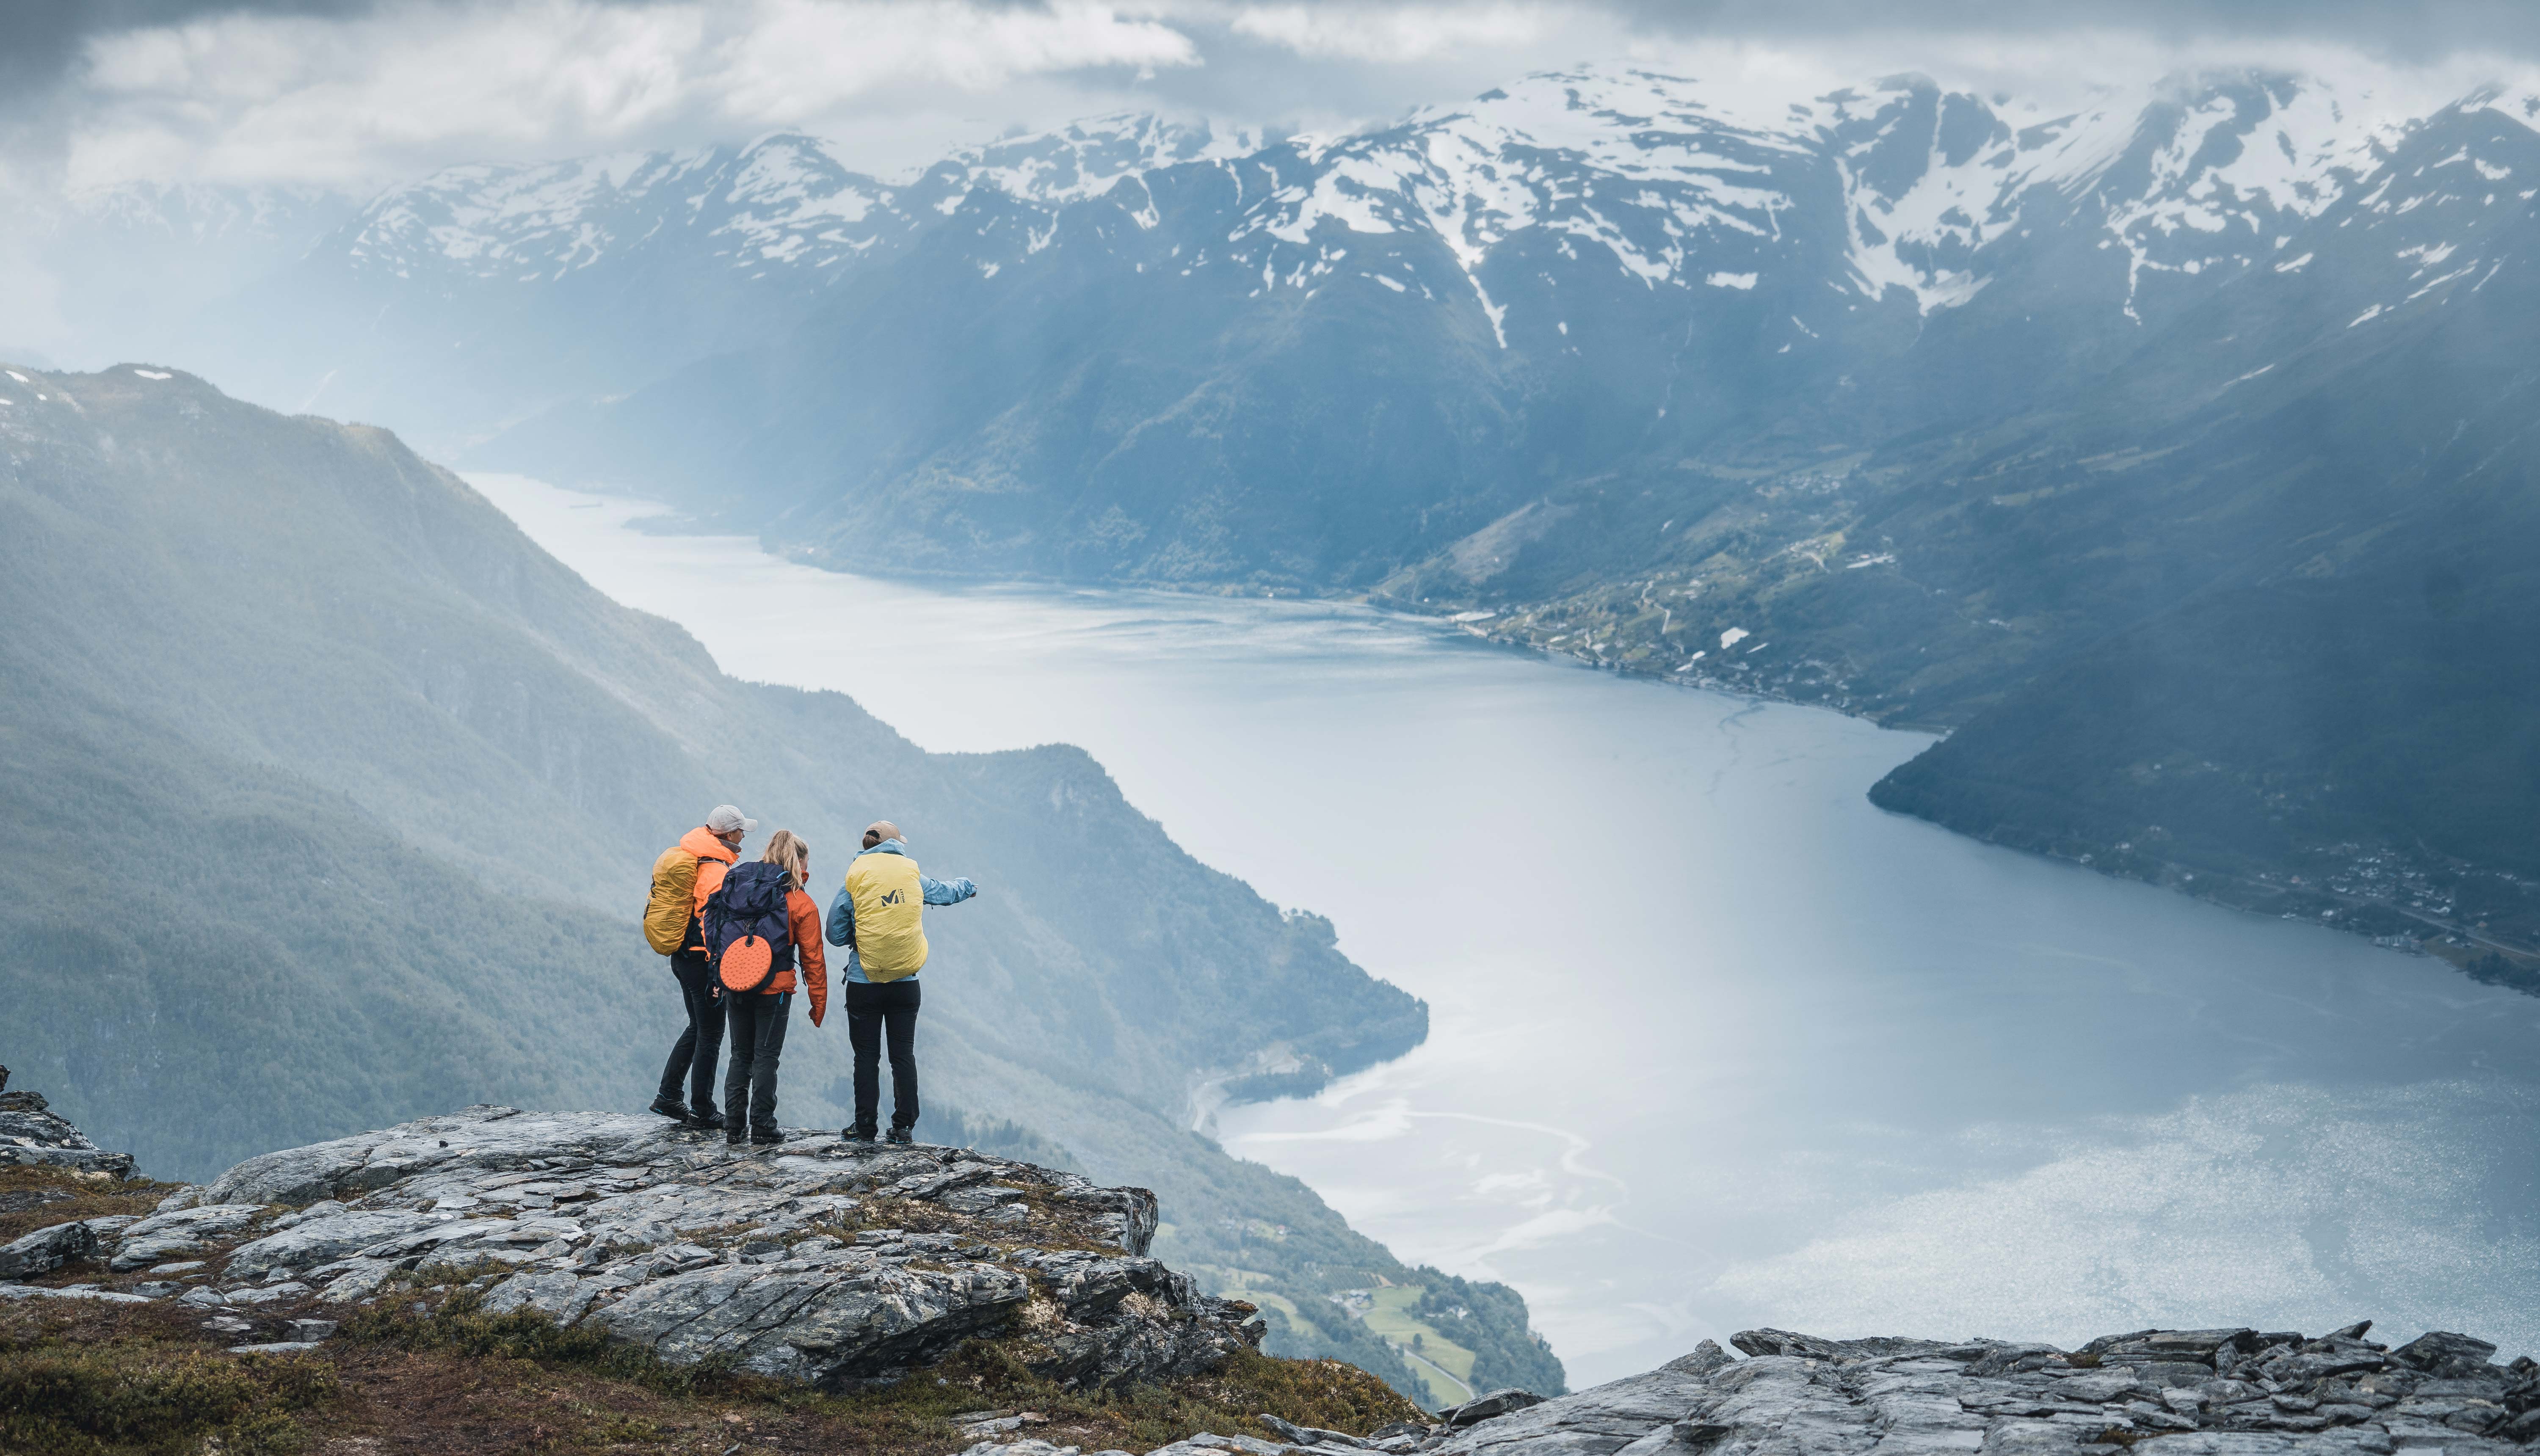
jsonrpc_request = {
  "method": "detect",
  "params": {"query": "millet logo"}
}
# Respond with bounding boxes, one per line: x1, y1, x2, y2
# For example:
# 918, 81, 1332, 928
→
879, 889, 905, 905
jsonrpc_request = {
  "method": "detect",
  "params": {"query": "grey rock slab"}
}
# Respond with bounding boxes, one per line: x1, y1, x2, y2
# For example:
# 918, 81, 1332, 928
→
0, 1219, 99, 1278
0, 1141, 135, 1177
2388, 1334, 2500, 1379
314, 1258, 405, 1304
480, 1270, 600, 1324
224, 1209, 449, 1275
593, 1257, 1029, 1384
1443, 1391, 1548, 1428
0, 1283, 152, 1304
206, 1107, 690, 1205
227, 1282, 313, 1305
1412, 1326, 2532, 1456
342, 1217, 524, 1267
110, 1203, 272, 1270
1968, 1420, 2097, 1456
1260, 1416, 1373, 1449
1433, 1358, 1740, 1456
229, 1341, 328, 1355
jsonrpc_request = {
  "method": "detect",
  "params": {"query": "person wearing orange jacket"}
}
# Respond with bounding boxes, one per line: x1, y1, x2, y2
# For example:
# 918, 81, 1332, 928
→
718, 829, 828, 1146
644, 804, 754, 1131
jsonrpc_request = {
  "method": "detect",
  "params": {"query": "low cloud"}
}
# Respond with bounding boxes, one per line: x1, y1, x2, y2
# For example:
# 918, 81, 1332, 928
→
1228, 2, 1556, 63
54, 0, 1206, 190
19, 0, 2540, 194
1709, 1081, 2540, 1357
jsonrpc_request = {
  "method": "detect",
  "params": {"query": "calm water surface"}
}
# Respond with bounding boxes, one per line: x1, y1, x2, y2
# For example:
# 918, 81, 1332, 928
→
477, 474, 2540, 1385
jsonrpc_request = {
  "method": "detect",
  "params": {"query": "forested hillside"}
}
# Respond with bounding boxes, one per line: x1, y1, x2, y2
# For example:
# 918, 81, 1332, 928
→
0, 363, 1557, 1399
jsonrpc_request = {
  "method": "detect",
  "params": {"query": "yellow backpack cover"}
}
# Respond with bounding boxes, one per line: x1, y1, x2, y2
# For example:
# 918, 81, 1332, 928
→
845, 852, 930, 982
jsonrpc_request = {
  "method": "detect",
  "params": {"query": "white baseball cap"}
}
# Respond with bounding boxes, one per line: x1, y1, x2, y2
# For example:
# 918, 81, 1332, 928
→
706, 804, 757, 835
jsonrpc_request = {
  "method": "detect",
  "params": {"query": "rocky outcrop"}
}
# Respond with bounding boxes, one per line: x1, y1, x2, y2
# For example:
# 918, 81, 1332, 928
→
5, 1103, 1259, 1391
0, 1076, 137, 1180
965, 1324, 2538, 1456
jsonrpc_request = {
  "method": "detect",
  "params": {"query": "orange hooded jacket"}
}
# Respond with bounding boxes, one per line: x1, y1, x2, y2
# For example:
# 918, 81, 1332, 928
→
766, 887, 828, 1026
643, 827, 738, 956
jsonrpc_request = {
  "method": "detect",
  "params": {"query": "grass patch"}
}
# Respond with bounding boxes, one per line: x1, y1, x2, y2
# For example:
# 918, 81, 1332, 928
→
0, 1168, 181, 1246
341, 1287, 746, 1401
0, 1257, 1420, 1454
323, 1286, 1422, 1453
0, 1325, 339, 1455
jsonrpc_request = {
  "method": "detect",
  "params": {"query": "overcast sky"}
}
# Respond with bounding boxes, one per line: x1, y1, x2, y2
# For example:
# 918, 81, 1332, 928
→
6, 0, 2540, 198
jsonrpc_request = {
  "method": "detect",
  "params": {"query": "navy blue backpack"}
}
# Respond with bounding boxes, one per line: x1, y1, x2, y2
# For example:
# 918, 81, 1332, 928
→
702, 861, 793, 993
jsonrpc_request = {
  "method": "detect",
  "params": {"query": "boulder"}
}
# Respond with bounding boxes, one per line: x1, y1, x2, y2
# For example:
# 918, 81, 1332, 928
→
2392, 1333, 2501, 1379
1437, 1389, 1546, 1428
0, 1100, 136, 1178
0, 1219, 98, 1279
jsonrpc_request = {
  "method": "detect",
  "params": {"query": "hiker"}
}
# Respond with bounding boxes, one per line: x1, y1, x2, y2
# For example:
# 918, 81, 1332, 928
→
643, 804, 754, 1130
826, 820, 976, 1144
703, 829, 827, 1146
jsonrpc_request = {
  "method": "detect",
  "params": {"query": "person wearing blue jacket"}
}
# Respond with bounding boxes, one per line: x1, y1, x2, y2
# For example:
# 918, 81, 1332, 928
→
825, 820, 976, 1143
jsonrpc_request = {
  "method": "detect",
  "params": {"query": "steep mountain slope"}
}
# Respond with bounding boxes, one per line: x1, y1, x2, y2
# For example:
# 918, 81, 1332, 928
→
0, 364, 1556, 1398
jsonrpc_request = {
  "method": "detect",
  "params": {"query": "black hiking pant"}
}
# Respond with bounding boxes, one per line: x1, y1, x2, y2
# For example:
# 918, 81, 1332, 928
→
657, 949, 724, 1116
723, 990, 792, 1138
846, 978, 921, 1133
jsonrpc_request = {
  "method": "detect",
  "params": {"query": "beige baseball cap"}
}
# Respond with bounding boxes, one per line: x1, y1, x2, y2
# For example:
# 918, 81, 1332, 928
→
863, 820, 903, 844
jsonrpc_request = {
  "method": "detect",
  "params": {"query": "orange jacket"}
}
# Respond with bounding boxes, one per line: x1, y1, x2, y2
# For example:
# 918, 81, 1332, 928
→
645, 827, 738, 955
768, 886, 828, 1026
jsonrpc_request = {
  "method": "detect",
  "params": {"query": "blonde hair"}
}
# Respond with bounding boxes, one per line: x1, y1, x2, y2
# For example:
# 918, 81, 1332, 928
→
760, 829, 810, 891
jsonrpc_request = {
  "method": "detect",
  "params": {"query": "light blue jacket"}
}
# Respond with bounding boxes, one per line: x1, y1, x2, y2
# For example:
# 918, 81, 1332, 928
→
823, 839, 977, 984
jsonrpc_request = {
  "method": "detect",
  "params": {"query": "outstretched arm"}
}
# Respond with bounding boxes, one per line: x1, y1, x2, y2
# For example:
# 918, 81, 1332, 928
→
825, 884, 857, 946
919, 874, 977, 906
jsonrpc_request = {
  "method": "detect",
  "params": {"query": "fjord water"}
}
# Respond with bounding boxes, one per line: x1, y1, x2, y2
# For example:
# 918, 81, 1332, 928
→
476, 474, 2540, 1386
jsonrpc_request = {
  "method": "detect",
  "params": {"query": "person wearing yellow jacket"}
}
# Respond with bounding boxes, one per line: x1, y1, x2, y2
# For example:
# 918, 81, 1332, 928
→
645, 804, 753, 1130
823, 819, 976, 1144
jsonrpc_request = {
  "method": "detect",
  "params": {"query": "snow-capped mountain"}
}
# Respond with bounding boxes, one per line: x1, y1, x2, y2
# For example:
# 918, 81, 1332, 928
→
147, 63, 2536, 462
156, 114, 1258, 441
328, 113, 1252, 289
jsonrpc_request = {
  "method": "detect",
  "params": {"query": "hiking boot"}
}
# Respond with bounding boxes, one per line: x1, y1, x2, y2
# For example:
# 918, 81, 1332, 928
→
648, 1094, 690, 1122
842, 1125, 875, 1142
885, 1127, 914, 1145
749, 1130, 785, 1147
683, 1109, 726, 1132
724, 1124, 748, 1145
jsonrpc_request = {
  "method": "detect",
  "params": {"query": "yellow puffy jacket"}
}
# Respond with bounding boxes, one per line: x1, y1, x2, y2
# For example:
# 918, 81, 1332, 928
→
643, 827, 737, 956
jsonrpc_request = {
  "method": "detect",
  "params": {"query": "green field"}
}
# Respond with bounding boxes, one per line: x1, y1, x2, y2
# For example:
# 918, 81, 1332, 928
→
1354, 1286, 1477, 1408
